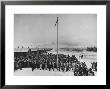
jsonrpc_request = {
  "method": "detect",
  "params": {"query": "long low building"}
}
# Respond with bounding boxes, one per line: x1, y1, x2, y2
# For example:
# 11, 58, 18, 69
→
14, 48, 53, 52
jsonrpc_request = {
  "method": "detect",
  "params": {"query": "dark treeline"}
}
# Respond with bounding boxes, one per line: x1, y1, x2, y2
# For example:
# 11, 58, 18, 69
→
14, 49, 97, 76
59, 47, 97, 52
86, 47, 97, 52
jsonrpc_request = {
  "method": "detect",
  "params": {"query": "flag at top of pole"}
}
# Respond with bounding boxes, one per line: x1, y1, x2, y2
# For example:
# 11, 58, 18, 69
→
55, 17, 58, 27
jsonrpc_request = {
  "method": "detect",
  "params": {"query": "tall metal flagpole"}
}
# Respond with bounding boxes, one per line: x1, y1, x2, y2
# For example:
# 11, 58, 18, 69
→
57, 17, 58, 68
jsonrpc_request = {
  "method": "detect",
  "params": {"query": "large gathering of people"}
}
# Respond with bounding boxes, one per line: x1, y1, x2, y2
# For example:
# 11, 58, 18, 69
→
14, 49, 97, 76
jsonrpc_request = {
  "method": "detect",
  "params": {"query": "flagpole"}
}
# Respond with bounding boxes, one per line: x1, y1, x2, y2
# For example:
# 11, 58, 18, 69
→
57, 17, 58, 68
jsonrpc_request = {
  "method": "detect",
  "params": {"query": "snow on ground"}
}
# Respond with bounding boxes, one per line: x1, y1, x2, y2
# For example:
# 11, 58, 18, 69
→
14, 68, 74, 76
49, 50, 97, 68
14, 68, 97, 76
14, 50, 97, 76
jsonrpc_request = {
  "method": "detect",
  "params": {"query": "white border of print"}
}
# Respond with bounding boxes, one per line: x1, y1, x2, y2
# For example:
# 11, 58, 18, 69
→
5, 5, 106, 85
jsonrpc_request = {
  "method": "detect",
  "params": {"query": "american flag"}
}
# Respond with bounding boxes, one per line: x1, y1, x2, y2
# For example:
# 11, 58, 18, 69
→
55, 17, 58, 26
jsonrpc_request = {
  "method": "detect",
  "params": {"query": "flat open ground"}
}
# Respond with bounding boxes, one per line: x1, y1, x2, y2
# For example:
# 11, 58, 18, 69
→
14, 50, 97, 76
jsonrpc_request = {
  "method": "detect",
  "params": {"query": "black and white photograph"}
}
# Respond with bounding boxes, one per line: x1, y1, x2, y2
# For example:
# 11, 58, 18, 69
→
14, 14, 97, 76
2, 1, 107, 85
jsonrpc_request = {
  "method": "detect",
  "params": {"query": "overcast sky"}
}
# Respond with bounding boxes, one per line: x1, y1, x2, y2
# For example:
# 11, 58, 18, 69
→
14, 14, 97, 48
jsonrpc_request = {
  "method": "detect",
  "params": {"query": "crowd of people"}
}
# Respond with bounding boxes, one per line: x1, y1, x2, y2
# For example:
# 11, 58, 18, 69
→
14, 49, 97, 76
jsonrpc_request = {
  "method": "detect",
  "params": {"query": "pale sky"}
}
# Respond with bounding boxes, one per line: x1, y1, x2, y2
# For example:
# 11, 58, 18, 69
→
14, 14, 97, 48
